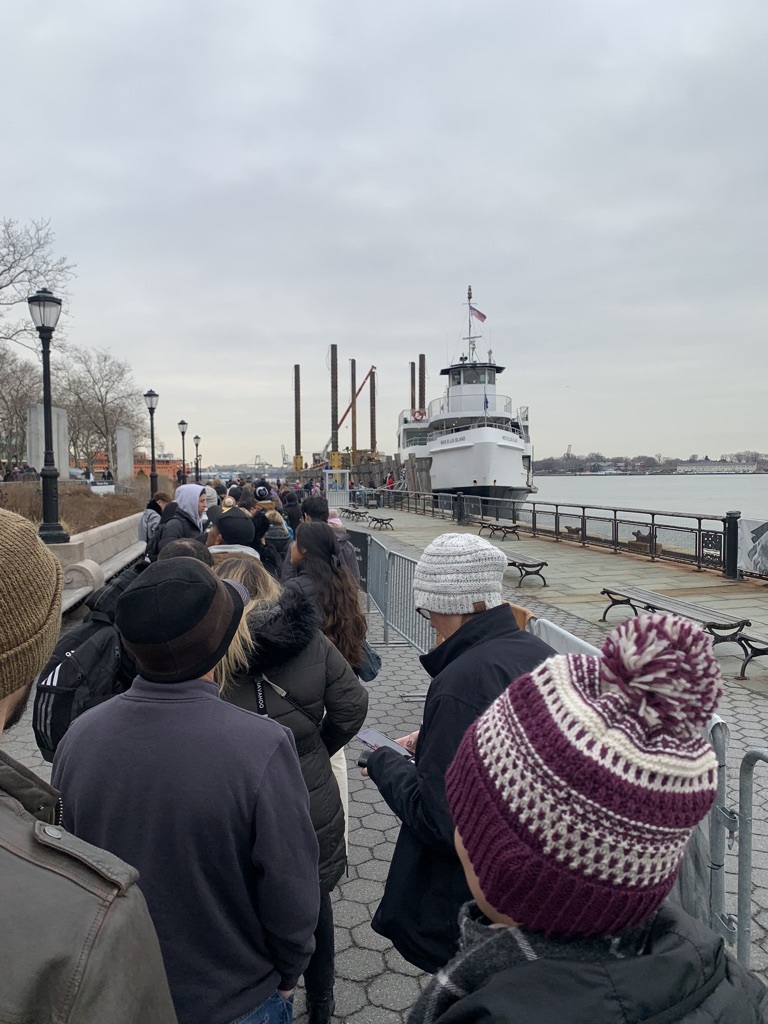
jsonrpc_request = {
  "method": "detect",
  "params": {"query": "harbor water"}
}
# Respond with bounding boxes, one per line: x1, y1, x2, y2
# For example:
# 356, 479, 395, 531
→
531, 474, 768, 521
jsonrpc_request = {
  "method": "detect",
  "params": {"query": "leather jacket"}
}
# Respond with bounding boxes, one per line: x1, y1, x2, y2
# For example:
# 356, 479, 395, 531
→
0, 749, 177, 1023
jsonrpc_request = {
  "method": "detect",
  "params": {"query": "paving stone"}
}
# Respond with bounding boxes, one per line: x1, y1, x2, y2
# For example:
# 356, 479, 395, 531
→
351, 921, 392, 951
356, 859, 391, 882
367, 973, 423, 1011
340, 878, 386, 905
384, 947, 426, 977
336, 946, 386, 981
332, 900, 371, 929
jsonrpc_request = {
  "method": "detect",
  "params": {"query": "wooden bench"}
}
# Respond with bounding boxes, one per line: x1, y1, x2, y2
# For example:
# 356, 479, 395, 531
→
478, 522, 520, 541
368, 516, 394, 531
600, 586, 751, 651
507, 557, 548, 587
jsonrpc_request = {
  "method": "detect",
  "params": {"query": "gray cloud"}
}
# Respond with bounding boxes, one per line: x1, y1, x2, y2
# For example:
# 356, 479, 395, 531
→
2, 0, 766, 464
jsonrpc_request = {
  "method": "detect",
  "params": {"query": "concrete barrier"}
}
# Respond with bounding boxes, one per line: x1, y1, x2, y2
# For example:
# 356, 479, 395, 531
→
52, 513, 144, 615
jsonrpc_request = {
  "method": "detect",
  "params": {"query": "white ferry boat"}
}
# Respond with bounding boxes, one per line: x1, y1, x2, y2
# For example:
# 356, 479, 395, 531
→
397, 288, 534, 503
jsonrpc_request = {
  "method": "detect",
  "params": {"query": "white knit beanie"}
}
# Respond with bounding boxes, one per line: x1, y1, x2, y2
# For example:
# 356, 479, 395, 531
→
413, 533, 507, 615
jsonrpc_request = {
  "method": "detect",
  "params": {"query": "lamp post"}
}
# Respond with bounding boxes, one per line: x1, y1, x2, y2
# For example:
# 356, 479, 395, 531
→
193, 434, 201, 483
178, 420, 188, 483
143, 389, 159, 495
27, 288, 69, 544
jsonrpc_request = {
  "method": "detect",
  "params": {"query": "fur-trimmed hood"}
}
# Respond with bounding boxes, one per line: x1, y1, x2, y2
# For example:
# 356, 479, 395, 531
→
245, 587, 320, 672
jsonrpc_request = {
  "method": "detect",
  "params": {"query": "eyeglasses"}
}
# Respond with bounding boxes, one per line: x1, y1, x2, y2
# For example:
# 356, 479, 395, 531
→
416, 607, 431, 621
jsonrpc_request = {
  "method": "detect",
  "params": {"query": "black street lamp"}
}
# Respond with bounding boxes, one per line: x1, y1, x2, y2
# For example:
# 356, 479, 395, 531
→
193, 434, 201, 483
27, 288, 69, 544
178, 420, 188, 484
143, 389, 159, 495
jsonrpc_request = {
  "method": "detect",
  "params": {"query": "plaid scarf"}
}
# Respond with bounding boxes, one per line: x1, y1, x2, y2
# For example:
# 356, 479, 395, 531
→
408, 902, 653, 1024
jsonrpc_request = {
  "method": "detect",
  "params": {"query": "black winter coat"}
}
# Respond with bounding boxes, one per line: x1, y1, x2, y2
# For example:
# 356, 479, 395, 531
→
223, 589, 368, 894
367, 604, 556, 973
414, 905, 768, 1023
155, 508, 202, 552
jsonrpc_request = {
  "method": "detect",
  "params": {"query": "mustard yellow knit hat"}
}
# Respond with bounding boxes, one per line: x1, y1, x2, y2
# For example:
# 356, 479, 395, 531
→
0, 509, 63, 699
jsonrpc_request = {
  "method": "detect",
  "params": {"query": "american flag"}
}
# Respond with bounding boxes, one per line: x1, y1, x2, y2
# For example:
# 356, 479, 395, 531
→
469, 305, 487, 323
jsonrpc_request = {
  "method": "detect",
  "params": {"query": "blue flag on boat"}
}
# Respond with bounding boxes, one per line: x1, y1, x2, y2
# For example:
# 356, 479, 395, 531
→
484, 388, 489, 411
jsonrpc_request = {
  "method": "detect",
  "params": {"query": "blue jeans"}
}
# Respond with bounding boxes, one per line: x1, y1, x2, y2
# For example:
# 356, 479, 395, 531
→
229, 991, 294, 1024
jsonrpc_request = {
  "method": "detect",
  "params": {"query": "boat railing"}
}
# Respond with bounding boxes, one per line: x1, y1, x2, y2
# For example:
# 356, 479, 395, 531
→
375, 490, 747, 578
427, 394, 515, 418
427, 421, 524, 441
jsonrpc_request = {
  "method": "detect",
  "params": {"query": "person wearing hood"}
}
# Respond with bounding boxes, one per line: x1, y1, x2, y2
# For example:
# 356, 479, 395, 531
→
138, 492, 171, 543
214, 558, 368, 1024
153, 485, 206, 555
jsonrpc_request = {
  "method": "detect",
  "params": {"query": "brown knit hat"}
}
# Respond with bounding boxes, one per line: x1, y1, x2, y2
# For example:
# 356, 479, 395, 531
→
0, 509, 63, 699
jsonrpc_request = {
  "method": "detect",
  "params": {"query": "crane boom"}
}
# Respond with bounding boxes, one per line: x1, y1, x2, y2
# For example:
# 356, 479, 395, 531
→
337, 365, 376, 430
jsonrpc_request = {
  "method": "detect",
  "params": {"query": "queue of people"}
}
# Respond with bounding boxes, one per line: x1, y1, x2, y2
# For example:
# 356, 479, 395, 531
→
2, 490, 767, 1024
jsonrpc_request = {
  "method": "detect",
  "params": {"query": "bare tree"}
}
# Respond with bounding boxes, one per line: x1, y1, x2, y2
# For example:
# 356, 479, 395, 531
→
53, 345, 146, 472
0, 342, 42, 463
0, 219, 75, 351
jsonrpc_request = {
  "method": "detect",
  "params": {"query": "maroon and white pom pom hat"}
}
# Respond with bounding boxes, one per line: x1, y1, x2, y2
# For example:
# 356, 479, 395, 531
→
446, 613, 722, 937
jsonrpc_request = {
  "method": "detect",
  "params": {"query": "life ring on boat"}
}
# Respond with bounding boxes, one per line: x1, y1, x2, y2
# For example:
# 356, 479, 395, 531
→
412, 410, 425, 421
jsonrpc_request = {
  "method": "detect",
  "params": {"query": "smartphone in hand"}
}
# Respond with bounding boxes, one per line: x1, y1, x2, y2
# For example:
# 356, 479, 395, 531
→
357, 727, 414, 757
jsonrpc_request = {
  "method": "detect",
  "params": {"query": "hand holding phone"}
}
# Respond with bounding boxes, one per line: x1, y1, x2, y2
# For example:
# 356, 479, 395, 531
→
357, 727, 414, 758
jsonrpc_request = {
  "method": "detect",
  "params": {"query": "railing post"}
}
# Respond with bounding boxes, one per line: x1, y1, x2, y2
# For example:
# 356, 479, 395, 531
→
580, 507, 587, 546
649, 513, 657, 561
531, 502, 537, 537
724, 511, 740, 580
737, 749, 768, 966
382, 550, 390, 645
456, 491, 464, 524
554, 503, 560, 541
612, 509, 618, 553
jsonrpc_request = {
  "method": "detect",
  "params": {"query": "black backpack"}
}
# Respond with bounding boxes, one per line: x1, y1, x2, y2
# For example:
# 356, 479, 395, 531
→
33, 573, 138, 762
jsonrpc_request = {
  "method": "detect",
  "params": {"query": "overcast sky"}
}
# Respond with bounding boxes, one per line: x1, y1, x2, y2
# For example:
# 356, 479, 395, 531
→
3, 0, 767, 465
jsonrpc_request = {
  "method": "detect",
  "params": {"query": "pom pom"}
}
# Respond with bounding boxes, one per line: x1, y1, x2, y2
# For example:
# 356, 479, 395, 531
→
599, 614, 722, 734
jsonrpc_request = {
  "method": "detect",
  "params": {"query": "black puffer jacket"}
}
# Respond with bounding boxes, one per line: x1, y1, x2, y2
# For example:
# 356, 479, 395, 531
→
223, 589, 368, 893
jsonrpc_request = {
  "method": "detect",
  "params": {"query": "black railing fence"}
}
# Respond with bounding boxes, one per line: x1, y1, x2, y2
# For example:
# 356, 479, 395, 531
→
371, 489, 748, 578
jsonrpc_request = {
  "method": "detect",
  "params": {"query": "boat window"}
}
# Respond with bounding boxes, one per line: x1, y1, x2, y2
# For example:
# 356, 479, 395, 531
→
487, 368, 495, 385
450, 370, 461, 386
463, 367, 480, 384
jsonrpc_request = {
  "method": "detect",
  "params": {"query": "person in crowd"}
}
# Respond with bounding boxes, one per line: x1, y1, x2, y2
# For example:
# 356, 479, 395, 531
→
158, 537, 214, 565
237, 490, 258, 515
52, 557, 320, 1024
281, 496, 360, 585
138, 491, 171, 542
252, 509, 284, 578
153, 483, 206, 554
284, 522, 367, 674
205, 506, 260, 561
363, 533, 555, 973
408, 615, 768, 1023
214, 557, 369, 1024
0, 509, 176, 1023
228, 485, 243, 502
284, 521, 369, 848
265, 508, 292, 563
283, 490, 302, 533
203, 485, 219, 515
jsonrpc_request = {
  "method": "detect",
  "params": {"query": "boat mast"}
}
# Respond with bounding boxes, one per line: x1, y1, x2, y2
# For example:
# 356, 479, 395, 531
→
464, 284, 481, 362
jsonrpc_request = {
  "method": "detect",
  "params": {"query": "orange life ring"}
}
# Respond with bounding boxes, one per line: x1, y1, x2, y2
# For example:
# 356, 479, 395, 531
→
412, 409, 425, 421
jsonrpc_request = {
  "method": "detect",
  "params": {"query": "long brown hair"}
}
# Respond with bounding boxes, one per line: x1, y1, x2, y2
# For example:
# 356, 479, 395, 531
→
294, 522, 366, 668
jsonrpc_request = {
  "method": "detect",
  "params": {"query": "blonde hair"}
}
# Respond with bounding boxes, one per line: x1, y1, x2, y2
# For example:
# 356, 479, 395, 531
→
221, 496, 236, 509
213, 558, 282, 690
266, 509, 288, 531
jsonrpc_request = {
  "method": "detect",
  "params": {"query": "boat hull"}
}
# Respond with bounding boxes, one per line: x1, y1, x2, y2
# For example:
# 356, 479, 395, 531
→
425, 425, 531, 498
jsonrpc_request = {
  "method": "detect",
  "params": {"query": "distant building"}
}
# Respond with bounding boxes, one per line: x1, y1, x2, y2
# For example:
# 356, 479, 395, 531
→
675, 461, 757, 475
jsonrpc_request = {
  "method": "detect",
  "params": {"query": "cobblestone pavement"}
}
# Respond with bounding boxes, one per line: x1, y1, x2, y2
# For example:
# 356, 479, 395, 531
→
6, 518, 768, 1020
